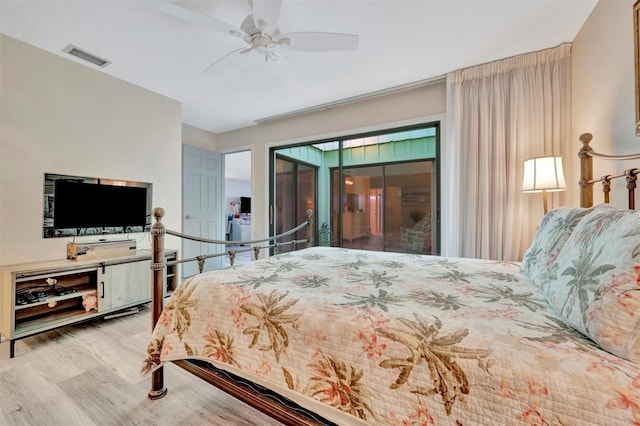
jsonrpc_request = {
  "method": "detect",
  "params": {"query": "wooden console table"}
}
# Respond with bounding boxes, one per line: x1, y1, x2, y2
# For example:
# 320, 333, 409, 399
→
0, 249, 177, 358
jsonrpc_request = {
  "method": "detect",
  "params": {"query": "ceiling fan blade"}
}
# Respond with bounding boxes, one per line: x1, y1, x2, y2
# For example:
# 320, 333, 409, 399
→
157, 2, 242, 37
276, 32, 359, 52
202, 47, 251, 74
251, 0, 282, 33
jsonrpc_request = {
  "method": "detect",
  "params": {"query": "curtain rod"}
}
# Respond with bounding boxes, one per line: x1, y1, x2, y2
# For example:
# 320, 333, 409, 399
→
253, 74, 445, 124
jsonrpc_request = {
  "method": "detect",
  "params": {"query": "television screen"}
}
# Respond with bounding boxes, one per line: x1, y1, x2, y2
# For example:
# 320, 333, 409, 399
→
44, 173, 152, 238
240, 196, 251, 214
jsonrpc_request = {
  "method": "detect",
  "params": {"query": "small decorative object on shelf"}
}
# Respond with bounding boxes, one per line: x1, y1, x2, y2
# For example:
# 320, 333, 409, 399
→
82, 291, 98, 312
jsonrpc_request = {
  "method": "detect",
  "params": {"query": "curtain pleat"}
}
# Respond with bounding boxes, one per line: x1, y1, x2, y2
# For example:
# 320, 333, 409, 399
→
442, 44, 571, 261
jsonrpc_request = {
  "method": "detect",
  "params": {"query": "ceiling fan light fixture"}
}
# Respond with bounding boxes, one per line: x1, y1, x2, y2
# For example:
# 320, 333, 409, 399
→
250, 33, 272, 49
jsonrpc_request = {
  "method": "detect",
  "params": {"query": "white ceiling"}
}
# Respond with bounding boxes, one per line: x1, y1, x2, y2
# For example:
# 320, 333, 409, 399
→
0, 0, 597, 134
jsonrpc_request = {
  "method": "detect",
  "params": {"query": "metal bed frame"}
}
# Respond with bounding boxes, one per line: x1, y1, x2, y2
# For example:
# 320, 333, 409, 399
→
146, 133, 640, 425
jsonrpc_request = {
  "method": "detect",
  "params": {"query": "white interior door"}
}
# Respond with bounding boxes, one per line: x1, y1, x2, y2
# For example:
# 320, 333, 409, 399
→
182, 144, 224, 278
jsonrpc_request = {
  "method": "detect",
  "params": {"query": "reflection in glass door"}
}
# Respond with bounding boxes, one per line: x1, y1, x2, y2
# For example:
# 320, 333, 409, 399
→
384, 161, 434, 254
275, 156, 316, 252
332, 160, 435, 254
369, 188, 383, 235
338, 166, 383, 251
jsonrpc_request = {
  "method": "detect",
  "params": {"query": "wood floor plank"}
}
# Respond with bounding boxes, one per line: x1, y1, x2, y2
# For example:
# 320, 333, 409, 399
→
0, 305, 283, 426
59, 364, 156, 426
0, 364, 96, 425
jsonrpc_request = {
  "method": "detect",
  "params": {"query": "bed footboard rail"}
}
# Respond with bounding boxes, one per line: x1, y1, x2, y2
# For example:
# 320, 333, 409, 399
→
148, 207, 313, 400
166, 218, 312, 272
578, 133, 640, 209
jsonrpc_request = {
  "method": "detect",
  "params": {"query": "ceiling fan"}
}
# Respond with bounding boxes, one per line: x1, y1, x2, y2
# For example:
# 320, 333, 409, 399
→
158, 0, 359, 73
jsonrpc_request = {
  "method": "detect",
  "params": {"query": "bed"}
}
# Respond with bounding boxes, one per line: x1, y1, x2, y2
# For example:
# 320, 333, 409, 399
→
141, 133, 640, 425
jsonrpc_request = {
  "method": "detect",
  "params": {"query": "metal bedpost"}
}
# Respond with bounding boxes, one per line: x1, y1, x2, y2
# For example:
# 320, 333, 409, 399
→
578, 133, 594, 208
148, 207, 168, 400
626, 169, 637, 210
602, 176, 612, 204
306, 209, 313, 248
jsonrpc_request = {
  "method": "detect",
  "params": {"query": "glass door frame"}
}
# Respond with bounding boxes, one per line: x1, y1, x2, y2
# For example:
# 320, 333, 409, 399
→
269, 153, 319, 251
269, 121, 441, 254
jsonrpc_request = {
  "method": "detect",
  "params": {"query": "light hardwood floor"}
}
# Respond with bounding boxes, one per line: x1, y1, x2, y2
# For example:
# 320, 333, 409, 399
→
0, 305, 282, 426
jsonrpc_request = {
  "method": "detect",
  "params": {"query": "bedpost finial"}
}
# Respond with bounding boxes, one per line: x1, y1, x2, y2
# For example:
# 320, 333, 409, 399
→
306, 209, 313, 222
153, 207, 165, 222
579, 133, 593, 146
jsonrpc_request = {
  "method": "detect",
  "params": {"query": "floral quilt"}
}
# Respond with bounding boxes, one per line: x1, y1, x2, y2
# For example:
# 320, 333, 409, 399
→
141, 247, 640, 425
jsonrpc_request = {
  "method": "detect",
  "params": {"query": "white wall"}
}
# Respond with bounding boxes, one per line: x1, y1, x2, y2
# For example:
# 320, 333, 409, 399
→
226, 179, 251, 197
182, 124, 218, 151
571, 0, 637, 208
0, 35, 182, 265
217, 82, 447, 241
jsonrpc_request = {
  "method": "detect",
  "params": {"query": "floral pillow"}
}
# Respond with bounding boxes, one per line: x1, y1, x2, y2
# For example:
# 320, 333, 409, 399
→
521, 206, 594, 291
544, 205, 640, 361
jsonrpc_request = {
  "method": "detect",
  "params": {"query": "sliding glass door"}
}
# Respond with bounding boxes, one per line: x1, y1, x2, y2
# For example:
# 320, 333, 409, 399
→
384, 161, 434, 254
274, 156, 317, 252
333, 160, 435, 254
271, 122, 439, 255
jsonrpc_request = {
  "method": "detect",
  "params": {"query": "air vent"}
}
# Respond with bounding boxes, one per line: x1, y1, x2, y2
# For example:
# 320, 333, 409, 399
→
62, 44, 111, 68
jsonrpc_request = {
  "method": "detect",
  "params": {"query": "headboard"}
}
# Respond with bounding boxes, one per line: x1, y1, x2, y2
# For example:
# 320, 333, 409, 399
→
578, 133, 640, 209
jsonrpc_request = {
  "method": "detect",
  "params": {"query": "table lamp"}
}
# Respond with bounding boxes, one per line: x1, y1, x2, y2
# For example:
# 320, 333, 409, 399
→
522, 156, 567, 213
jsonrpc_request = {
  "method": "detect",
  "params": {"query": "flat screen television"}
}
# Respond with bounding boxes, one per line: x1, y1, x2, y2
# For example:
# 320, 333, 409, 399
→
240, 196, 251, 214
43, 173, 152, 238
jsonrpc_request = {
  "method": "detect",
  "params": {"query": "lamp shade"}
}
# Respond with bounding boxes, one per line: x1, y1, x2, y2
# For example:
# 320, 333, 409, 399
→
522, 156, 567, 193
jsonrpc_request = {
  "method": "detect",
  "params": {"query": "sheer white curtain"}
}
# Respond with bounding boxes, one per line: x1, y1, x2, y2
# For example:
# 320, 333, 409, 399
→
442, 44, 571, 261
